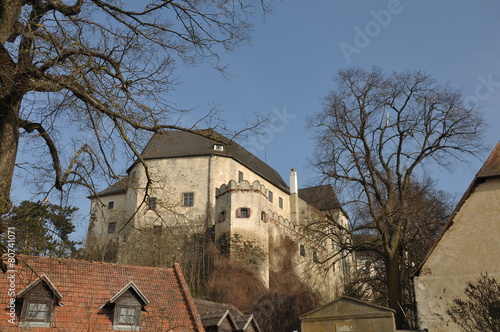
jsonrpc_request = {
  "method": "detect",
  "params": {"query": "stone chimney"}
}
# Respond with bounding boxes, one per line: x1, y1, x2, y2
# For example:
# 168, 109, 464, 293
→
290, 168, 299, 224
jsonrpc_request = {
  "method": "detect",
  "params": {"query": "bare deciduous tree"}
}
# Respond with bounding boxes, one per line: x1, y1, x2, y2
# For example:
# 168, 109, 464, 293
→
0, 0, 270, 215
308, 67, 485, 328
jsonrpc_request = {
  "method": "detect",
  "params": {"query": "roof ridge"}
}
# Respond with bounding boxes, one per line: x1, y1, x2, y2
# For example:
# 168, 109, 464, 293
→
17, 254, 176, 272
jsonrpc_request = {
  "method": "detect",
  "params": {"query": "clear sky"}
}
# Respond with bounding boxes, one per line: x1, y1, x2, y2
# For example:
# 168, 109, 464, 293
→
11, 0, 500, 241
173, 0, 500, 192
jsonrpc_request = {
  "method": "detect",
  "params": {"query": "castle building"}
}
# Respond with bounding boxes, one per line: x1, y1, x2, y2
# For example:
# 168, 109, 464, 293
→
86, 129, 352, 299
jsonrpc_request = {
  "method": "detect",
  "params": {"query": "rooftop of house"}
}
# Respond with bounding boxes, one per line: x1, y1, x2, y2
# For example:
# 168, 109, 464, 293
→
195, 299, 262, 332
137, 129, 290, 193
194, 298, 243, 317
415, 141, 500, 275
298, 184, 342, 211
91, 130, 344, 213
0, 255, 204, 331
477, 141, 500, 178
199, 309, 237, 329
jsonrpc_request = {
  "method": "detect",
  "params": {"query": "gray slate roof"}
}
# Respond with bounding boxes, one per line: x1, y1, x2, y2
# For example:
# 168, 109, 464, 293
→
134, 129, 290, 193
90, 177, 131, 197
298, 184, 341, 211
194, 298, 243, 317
199, 309, 236, 328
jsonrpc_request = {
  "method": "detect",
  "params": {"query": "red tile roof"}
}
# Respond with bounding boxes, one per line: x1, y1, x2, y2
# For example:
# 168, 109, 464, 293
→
0, 255, 205, 331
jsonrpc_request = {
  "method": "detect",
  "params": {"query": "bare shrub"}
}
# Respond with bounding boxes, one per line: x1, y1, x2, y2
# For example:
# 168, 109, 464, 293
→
447, 274, 500, 332
207, 257, 267, 313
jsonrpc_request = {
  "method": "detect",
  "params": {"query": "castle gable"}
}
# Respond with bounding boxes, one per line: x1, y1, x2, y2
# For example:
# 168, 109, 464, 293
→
137, 130, 289, 193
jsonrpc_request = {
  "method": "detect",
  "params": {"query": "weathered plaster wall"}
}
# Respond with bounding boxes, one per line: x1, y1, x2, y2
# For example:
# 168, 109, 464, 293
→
215, 180, 273, 286
88, 152, 351, 300
415, 177, 500, 332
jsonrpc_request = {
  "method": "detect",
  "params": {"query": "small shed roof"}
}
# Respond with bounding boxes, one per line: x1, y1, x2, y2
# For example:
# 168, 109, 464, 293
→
301, 296, 395, 321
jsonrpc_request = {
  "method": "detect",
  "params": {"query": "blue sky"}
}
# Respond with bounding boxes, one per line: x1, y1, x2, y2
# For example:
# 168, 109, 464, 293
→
12, 0, 500, 241
173, 0, 500, 190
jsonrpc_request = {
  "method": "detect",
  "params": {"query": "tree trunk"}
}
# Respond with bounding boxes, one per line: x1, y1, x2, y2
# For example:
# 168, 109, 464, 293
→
387, 249, 405, 329
0, 95, 21, 215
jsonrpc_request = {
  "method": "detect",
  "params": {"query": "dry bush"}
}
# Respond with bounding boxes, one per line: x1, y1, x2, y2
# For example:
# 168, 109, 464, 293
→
207, 257, 267, 312
251, 269, 321, 332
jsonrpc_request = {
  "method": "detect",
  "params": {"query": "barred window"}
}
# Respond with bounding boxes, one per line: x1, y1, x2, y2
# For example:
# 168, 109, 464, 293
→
183, 192, 194, 206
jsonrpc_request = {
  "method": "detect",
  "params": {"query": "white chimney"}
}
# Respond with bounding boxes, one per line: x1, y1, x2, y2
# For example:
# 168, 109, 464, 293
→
290, 168, 298, 194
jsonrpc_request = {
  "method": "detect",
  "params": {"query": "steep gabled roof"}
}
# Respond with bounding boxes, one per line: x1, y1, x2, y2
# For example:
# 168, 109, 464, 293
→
477, 141, 500, 178
200, 309, 238, 329
195, 298, 244, 318
107, 280, 149, 306
0, 256, 204, 331
17, 274, 62, 300
234, 314, 262, 332
132, 129, 290, 193
89, 176, 131, 198
415, 141, 500, 276
298, 184, 341, 211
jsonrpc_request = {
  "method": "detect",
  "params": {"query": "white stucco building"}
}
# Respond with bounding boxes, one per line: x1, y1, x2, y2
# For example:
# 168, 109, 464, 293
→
414, 142, 500, 331
86, 129, 352, 299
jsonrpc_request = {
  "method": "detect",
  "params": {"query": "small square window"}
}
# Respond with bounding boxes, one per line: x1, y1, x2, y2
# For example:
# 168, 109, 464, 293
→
237, 208, 250, 218
147, 197, 157, 210
268, 191, 273, 203
279, 197, 283, 209
183, 193, 194, 206
108, 222, 116, 234
118, 306, 137, 325
300, 244, 305, 257
26, 302, 49, 322
238, 171, 244, 182
108, 201, 115, 209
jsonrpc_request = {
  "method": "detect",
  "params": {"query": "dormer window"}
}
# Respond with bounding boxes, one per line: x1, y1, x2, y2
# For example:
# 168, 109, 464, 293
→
116, 305, 140, 327
26, 302, 50, 321
103, 281, 149, 331
17, 275, 62, 328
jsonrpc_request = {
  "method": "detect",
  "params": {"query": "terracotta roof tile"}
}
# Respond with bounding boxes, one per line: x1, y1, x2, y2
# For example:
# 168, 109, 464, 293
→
0, 256, 204, 331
